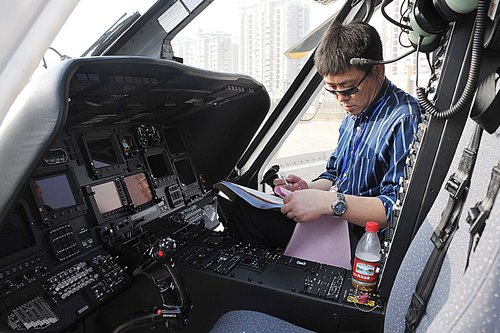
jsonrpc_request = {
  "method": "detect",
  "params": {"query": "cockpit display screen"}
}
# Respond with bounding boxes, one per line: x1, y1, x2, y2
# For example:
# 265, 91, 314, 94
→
91, 181, 123, 214
87, 137, 119, 168
174, 158, 197, 187
123, 173, 153, 206
34, 174, 77, 212
146, 153, 172, 178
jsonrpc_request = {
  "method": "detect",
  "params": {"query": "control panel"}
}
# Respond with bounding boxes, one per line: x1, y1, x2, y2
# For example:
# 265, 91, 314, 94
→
0, 250, 128, 332
0, 121, 218, 332
173, 227, 348, 303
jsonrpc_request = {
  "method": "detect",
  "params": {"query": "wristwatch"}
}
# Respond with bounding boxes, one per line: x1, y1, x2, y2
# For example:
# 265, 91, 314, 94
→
330, 189, 347, 216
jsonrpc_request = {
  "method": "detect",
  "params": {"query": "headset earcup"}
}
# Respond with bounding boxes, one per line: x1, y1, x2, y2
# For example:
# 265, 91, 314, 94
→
408, 31, 444, 53
433, 0, 478, 21
413, 0, 449, 34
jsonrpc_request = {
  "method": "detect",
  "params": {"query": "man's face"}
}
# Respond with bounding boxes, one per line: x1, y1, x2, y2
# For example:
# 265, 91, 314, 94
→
323, 65, 384, 116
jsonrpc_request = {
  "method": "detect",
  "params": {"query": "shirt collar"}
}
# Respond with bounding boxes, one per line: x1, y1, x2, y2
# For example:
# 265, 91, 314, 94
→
351, 78, 390, 121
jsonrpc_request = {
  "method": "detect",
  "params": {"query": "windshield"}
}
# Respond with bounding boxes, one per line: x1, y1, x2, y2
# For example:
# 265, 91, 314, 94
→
42, 0, 157, 67
171, 0, 343, 109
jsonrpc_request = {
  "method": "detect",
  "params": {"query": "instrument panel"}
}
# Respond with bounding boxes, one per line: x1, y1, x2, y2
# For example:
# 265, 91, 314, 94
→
0, 56, 273, 332
0, 122, 217, 332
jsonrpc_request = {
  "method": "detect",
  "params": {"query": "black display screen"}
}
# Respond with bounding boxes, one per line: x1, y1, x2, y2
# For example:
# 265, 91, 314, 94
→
0, 203, 37, 259
164, 128, 186, 154
174, 158, 197, 187
147, 153, 172, 178
34, 174, 77, 212
124, 173, 153, 206
87, 137, 119, 168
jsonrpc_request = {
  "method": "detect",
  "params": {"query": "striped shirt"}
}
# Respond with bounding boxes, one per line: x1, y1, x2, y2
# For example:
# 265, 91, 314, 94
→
316, 78, 422, 221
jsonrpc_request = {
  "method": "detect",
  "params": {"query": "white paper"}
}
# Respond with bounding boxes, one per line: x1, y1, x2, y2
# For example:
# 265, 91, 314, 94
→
214, 181, 283, 209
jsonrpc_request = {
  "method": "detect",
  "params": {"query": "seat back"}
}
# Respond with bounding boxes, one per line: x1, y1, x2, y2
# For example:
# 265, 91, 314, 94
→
384, 118, 500, 332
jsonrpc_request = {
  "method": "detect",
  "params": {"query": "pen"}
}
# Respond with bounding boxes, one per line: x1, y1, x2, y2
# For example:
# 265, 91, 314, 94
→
279, 172, 289, 186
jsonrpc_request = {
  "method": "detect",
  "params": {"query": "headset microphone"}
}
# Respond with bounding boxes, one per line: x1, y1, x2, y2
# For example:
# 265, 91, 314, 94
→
350, 49, 416, 66
350, 58, 383, 66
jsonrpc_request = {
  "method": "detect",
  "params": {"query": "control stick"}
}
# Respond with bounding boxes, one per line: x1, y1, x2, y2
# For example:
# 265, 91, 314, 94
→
113, 237, 191, 332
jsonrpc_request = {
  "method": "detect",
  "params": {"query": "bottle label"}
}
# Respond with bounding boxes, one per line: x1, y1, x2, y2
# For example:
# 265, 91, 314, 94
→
352, 257, 379, 283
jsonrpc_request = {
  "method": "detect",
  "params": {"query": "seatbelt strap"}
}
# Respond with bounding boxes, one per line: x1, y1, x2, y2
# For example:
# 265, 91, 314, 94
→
465, 66, 500, 268
465, 161, 500, 271
404, 124, 483, 333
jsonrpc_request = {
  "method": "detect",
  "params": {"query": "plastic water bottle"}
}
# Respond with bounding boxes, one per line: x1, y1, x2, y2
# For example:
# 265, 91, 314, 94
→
352, 221, 381, 291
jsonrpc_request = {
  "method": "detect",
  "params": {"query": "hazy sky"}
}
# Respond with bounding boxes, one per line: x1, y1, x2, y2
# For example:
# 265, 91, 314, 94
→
47, 0, 155, 63
45, 0, 339, 66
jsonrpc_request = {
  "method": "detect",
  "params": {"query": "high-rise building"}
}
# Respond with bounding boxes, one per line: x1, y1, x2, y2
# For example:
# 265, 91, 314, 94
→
239, 0, 310, 100
172, 0, 311, 102
172, 31, 239, 73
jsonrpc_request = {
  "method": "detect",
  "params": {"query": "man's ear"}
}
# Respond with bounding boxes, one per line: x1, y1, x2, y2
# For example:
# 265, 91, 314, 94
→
374, 64, 385, 80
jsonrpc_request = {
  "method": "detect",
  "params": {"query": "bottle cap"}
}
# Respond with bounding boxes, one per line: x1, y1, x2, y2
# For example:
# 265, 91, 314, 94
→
365, 221, 379, 233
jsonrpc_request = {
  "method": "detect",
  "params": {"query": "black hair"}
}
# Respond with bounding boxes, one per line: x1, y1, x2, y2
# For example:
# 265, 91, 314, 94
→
314, 22, 383, 76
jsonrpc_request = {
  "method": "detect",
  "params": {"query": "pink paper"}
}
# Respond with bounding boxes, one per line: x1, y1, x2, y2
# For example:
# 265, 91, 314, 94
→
274, 186, 291, 198
284, 215, 352, 269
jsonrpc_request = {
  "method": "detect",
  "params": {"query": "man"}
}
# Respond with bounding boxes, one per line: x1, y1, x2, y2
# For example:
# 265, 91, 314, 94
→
220, 22, 422, 256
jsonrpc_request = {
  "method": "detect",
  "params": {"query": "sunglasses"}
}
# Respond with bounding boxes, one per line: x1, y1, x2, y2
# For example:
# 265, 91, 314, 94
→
324, 68, 371, 96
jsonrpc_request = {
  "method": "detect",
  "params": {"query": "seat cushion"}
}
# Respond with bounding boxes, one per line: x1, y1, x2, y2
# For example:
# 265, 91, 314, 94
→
209, 310, 316, 333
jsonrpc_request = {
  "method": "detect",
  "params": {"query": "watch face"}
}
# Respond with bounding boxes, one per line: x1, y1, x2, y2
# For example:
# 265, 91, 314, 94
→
334, 202, 347, 215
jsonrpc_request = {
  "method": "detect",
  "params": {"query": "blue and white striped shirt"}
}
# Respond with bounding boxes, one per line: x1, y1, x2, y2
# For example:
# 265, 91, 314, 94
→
316, 79, 422, 221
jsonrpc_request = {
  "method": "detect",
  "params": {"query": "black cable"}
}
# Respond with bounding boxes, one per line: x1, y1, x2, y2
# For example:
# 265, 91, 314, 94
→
400, 0, 409, 18
399, 30, 412, 48
390, 48, 417, 63
426, 53, 435, 76
112, 313, 158, 333
416, 0, 487, 120
381, 0, 412, 30
399, 0, 411, 32
113, 320, 135, 333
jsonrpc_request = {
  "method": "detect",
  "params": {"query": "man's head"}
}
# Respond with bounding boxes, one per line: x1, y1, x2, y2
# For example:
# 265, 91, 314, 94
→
315, 22, 383, 76
314, 22, 386, 116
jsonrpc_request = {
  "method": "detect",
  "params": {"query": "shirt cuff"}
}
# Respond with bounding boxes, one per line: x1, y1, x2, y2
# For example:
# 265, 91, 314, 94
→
313, 172, 337, 183
378, 194, 396, 222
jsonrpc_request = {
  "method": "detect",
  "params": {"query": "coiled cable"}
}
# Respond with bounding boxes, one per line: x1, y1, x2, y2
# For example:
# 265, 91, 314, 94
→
417, 0, 487, 120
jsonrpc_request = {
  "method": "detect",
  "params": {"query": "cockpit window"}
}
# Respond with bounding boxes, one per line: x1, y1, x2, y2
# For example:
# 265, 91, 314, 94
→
42, 0, 156, 67
171, 0, 342, 110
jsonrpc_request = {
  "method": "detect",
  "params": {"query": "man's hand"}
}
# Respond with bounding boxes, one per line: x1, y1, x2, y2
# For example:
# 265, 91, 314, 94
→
280, 189, 331, 222
273, 174, 308, 191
